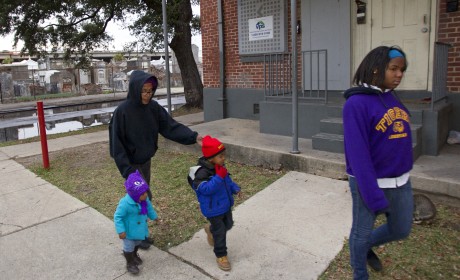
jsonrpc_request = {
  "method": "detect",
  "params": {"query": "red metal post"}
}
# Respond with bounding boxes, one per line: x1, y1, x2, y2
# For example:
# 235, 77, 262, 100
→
36, 101, 50, 169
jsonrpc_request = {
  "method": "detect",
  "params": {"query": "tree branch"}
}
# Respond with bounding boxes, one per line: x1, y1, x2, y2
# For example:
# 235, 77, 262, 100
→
43, 7, 102, 29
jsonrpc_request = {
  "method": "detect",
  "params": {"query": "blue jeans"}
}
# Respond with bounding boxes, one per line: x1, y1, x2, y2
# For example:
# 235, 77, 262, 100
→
122, 239, 142, 252
348, 176, 413, 280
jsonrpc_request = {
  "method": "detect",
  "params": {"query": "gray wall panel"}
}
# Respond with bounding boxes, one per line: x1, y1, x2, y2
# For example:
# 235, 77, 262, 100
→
448, 93, 460, 132
204, 88, 223, 122
203, 88, 264, 122
260, 101, 329, 138
226, 89, 264, 120
422, 103, 453, 156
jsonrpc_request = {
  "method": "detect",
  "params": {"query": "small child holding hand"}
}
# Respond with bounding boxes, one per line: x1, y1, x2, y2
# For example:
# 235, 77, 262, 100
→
114, 170, 158, 274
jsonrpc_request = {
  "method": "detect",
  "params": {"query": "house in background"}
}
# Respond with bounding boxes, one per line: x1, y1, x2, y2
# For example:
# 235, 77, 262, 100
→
200, 0, 460, 157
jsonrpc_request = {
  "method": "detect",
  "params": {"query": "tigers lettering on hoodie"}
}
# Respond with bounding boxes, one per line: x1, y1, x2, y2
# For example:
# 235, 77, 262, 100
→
343, 86, 413, 212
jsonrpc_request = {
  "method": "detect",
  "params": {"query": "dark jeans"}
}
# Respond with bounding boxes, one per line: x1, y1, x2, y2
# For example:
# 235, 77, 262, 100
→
208, 210, 234, 258
132, 159, 152, 200
348, 176, 413, 280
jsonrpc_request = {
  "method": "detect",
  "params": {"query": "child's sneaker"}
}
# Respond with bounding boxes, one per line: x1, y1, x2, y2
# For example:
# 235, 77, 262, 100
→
204, 224, 214, 246
216, 256, 231, 271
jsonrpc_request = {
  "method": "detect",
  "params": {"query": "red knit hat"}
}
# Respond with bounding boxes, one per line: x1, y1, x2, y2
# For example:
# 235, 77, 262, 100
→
202, 135, 226, 158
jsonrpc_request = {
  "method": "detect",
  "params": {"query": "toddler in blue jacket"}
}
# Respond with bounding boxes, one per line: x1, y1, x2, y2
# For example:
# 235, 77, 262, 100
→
188, 135, 241, 271
114, 170, 158, 275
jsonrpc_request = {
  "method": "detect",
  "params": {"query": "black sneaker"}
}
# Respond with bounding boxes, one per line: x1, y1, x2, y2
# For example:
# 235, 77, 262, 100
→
367, 249, 383, 272
138, 239, 151, 250
145, 236, 154, 245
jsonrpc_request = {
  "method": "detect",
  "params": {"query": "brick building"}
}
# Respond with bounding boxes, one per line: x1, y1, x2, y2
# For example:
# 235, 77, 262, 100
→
200, 0, 460, 156
438, 0, 460, 92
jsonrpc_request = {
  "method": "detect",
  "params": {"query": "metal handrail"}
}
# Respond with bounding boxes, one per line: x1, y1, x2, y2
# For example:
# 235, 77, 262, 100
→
431, 42, 451, 110
301, 49, 328, 103
263, 50, 329, 103
264, 53, 292, 99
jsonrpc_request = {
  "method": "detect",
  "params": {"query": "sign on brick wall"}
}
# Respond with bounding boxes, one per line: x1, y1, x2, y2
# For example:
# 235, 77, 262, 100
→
248, 16, 274, 41
238, 0, 287, 55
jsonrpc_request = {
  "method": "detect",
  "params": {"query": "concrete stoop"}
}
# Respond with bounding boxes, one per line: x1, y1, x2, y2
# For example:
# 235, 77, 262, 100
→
163, 139, 348, 181
312, 105, 424, 160
411, 176, 460, 205
163, 118, 460, 202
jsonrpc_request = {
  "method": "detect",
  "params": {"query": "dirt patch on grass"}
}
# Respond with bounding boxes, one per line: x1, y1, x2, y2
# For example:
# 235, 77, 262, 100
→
17, 142, 109, 170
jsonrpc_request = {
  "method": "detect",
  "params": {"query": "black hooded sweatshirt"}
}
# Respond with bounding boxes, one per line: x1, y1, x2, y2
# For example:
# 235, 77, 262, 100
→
109, 70, 198, 178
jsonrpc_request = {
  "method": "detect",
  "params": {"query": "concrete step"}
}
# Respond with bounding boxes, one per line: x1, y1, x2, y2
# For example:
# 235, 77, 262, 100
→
313, 128, 423, 159
319, 119, 421, 142
326, 106, 343, 118
312, 133, 344, 154
411, 124, 422, 161
320, 118, 343, 135
319, 118, 421, 137
413, 142, 422, 161
409, 109, 423, 125
411, 124, 422, 145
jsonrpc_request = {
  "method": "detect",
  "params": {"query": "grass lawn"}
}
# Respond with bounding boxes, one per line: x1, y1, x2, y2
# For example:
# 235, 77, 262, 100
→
320, 204, 460, 279
16, 138, 285, 250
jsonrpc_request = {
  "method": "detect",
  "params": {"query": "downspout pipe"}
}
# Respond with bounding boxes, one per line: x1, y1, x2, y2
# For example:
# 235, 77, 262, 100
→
290, 0, 300, 154
218, 0, 227, 119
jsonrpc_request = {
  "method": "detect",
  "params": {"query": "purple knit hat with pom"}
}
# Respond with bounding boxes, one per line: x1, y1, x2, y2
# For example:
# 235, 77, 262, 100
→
125, 170, 150, 215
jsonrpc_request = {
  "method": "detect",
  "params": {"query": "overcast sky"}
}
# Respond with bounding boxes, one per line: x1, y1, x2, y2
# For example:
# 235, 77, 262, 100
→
0, 5, 202, 56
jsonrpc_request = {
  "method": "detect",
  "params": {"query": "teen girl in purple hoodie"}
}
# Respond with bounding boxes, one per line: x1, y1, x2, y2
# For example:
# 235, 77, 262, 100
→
343, 46, 413, 280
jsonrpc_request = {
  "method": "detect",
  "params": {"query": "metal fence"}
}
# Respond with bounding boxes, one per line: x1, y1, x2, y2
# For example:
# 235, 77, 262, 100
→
301, 49, 328, 103
0, 65, 182, 104
264, 53, 292, 99
263, 50, 328, 103
431, 42, 451, 110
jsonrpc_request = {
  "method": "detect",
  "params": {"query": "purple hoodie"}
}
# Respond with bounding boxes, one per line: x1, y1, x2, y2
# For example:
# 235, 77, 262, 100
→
343, 86, 413, 212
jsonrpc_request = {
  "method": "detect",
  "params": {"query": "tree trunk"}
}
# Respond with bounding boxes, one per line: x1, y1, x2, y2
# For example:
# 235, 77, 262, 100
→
169, 0, 203, 108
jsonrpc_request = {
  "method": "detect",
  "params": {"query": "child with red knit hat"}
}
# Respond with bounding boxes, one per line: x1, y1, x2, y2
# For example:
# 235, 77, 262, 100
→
188, 135, 242, 271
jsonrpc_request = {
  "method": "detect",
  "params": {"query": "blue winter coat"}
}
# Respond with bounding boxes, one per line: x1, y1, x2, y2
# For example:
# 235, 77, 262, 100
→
190, 157, 241, 218
114, 194, 158, 240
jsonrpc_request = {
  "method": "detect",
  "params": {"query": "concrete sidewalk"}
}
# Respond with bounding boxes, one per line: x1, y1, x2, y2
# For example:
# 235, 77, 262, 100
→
0, 113, 459, 279
170, 172, 351, 280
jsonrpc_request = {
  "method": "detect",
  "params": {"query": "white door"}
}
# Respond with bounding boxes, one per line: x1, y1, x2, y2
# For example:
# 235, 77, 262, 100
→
371, 0, 431, 90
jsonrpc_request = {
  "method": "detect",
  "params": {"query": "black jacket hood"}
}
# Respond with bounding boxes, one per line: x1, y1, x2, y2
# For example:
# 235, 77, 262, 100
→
343, 86, 381, 100
197, 156, 215, 170
127, 70, 158, 106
